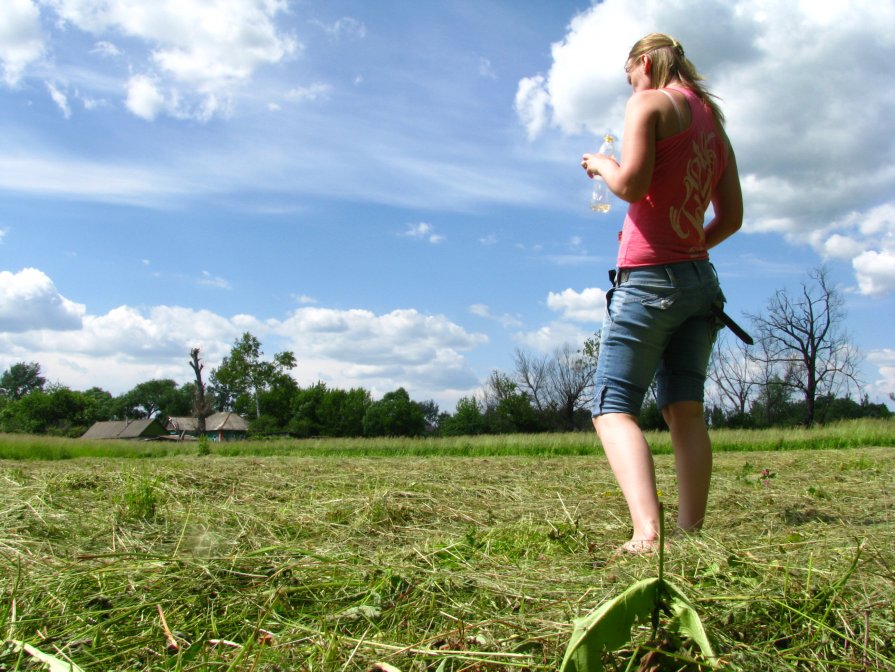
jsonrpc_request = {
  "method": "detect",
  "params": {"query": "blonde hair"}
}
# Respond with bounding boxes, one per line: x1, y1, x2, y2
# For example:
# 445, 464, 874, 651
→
627, 33, 725, 125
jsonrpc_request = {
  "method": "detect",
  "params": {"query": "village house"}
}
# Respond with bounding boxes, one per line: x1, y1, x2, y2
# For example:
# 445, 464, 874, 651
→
81, 418, 167, 440
166, 411, 249, 442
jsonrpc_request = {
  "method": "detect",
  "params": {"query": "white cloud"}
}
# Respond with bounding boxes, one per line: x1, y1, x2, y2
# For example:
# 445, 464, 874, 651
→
469, 304, 522, 329
546, 287, 606, 323
284, 83, 332, 103
0, 0, 44, 86
46, 82, 71, 118
515, 321, 592, 354
478, 57, 496, 80
0, 268, 85, 332
0, 268, 487, 406
0, 154, 188, 203
821, 234, 865, 261
513, 287, 605, 354
198, 271, 231, 290
817, 203, 895, 295
514, 75, 550, 140
79, 92, 106, 110
275, 307, 486, 402
90, 40, 120, 57
403, 222, 445, 244
0, 303, 246, 394
315, 16, 366, 41
43, 0, 298, 121
125, 74, 166, 121
853, 250, 895, 296
516, 1, 895, 295
867, 349, 895, 406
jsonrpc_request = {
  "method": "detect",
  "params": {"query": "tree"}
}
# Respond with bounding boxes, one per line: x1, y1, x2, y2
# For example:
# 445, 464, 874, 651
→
1, 362, 46, 400
749, 374, 797, 427
513, 338, 599, 431
416, 399, 440, 432
287, 382, 371, 438
0, 386, 91, 436
189, 347, 212, 434
118, 379, 191, 419
707, 332, 756, 424
82, 387, 117, 423
288, 382, 328, 437
317, 386, 371, 437
440, 396, 487, 436
479, 370, 543, 433
482, 370, 519, 412
547, 342, 598, 430
362, 387, 426, 437
513, 349, 551, 412
748, 266, 862, 426
210, 332, 297, 418
492, 391, 542, 433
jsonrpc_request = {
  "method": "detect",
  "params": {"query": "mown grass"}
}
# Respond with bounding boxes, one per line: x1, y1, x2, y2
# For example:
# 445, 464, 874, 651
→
1, 417, 893, 460
1, 430, 893, 670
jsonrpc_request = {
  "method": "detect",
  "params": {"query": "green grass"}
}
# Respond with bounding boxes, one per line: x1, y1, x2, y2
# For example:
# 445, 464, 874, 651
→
1, 417, 893, 460
1, 432, 893, 670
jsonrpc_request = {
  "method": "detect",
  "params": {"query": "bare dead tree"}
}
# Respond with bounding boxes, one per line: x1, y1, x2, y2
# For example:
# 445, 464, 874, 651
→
189, 347, 211, 434
707, 332, 756, 419
513, 348, 551, 412
513, 339, 600, 430
747, 266, 862, 427
548, 343, 597, 429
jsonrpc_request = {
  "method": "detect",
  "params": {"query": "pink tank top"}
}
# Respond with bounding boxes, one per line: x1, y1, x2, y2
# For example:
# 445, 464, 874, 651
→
617, 87, 728, 268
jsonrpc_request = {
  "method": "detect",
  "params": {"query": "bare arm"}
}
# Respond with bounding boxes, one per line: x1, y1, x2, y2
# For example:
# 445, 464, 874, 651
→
581, 91, 662, 203
704, 137, 743, 249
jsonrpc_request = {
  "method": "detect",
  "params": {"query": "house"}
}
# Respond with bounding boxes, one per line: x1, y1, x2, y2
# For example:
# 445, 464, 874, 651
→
81, 418, 167, 440
206, 412, 249, 442
166, 412, 249, 442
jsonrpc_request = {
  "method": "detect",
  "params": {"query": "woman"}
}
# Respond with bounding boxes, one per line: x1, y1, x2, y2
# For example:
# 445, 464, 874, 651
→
581, 33, 743, 552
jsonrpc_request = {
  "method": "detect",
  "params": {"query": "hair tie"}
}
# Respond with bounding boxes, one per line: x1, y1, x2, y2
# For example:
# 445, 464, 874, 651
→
670, 39, 685, 57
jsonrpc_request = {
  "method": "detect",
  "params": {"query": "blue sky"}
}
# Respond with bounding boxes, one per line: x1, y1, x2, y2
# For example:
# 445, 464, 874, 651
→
1, 0, 894, 412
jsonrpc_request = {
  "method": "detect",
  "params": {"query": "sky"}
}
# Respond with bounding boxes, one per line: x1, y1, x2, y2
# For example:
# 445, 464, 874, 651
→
1, 0, 894, 413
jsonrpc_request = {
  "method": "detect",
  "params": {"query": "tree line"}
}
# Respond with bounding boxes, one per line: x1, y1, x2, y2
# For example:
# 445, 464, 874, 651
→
1, 267, 890, 439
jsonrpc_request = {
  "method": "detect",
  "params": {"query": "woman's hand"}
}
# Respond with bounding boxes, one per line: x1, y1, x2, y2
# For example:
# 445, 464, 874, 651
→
581, 153, 615, 178
581, 153, 596, 176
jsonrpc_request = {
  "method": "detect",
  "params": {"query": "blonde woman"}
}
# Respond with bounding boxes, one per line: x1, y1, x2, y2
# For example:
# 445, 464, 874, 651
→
581, 33, 743, 552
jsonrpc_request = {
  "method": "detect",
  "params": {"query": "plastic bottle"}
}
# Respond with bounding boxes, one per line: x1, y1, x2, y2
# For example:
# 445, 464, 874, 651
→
590, 134, 617, 213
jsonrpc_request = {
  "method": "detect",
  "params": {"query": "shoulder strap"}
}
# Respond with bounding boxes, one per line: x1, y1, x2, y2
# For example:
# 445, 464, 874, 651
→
658, 88, 684, 134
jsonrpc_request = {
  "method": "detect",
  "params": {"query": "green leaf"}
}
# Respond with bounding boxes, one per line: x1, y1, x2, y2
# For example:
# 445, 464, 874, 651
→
663, 579, 717, 663
559, 578, 660, 672
559, 578, 718, 672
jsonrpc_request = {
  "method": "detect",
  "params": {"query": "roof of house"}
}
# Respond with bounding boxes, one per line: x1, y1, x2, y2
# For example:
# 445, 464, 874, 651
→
167, 416, 199, 432
81, 418, 166, 440
206, 411, 249, 432
166, 412, 249, 433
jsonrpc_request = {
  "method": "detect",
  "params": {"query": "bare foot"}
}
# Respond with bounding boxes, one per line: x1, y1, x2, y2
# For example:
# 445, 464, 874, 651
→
619, 538, 661, 554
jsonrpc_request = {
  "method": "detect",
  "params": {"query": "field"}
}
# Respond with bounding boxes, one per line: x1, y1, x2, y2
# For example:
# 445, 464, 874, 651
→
1, 422, 894, 671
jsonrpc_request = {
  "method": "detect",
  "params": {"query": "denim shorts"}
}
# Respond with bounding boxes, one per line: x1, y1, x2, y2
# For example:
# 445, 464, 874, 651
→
592, 259, 723, 417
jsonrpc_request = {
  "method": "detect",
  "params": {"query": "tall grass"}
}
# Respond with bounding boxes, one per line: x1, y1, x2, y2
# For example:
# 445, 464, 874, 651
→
1, 418, 892, 460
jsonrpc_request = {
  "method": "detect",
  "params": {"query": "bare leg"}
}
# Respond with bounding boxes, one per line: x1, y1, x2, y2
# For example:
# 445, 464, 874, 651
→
593, 413, 660, 549
662, 401, 712, 531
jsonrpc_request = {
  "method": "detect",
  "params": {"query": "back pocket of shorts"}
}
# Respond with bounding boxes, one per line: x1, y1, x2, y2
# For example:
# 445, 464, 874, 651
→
641, 291, 680, 310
